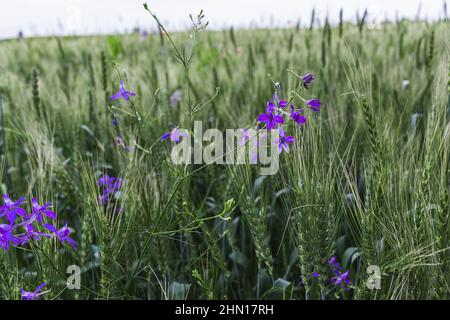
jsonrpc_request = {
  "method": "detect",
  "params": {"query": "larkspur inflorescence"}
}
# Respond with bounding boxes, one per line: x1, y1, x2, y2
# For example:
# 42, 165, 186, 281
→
20, 283, 47, 300
255, 72, 321, 153
328, 256, 352, 290
0, 194, 76, 251
98, 174, 123, 206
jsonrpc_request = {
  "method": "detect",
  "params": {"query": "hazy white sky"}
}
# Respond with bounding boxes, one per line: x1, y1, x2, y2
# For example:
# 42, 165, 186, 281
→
0, 0, 447, 39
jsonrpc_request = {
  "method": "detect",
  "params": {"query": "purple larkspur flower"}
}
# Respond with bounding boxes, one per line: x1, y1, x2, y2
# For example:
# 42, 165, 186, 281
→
98, 174, 123, 205
290, 105, 306, 125
327, 256, 351, 290
114, 136, 125, 147
312, 272, 320, 278
110, 81, 136, 102
0, 195, 27, 224
258, 103, 284, 130
25, 224, 50, 241
299, 72, 315, 89
30, 198, 56, 223
160, 127, 188, 143
0, 224, 19, 250
331, 270, 351, 291
0, 194, 75, 252
170, 89, 182, 107
274, 127, 295, 153
271, 93, 288, 109
307, 99, 321, 112
20, 283, 47, 300
44, 223, 77, 251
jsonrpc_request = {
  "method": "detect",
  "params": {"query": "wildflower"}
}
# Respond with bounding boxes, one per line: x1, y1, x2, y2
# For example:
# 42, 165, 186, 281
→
30, 198, 56, 223
170, 89, 182, 107
0, 224, 18, 251
290, 106, 306, 125
312, 272, 320, 278
271, 93, 288, 109
299, 72, 315, 89
110, 81, 136, 102
274, 127, 295, 153
160, 127, 188, 143
0, 195, 27, 224
114, 136, 125, 147
307, 99, 321, 112
113, 112, 118, 127
0, 194, 75, 251
20, 283, 47, 300
327, 256, 351, 290
258, 103, 284, 130
98, 174, 123, 206
44, 223, 77, 251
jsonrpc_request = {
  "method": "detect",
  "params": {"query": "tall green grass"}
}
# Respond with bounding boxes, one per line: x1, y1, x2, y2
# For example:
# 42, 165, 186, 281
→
0, 11, 448, 299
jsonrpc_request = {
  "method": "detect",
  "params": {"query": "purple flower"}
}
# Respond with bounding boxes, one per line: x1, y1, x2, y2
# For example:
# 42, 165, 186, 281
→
113, 112, 118, 127
44, 223, 77, 251
327, 256, 351, 290
274, 127, 295, 153
331, 270, 351, 291
312, 272, 320, 278
114, 136, 125, 147
0, 224, 18, 251
30, 198, 56, 223
20, 283, 47, 300
98, 175, 123, 191
110, 81, 136, 102
98, 174, 123, 205
170, 89, 182, 107
307, 99, 321, 112
299, 72, 315, 89
271, 93, 288, 109
0, 194, 74, 251
290, 106, 306, 125
0, 195, 27, 224
279, 100, 288, 108
160, 127, 188, 143
258, 103, 284, 130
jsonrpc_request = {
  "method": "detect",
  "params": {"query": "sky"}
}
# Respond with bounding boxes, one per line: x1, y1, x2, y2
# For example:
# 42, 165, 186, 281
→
0, 0, 447, 39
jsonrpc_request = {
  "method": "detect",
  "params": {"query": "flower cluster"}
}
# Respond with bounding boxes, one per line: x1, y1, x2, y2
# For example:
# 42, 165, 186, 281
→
20, 283, 47, 300
328, 256, 351, 291
98, 174, 123, 206
256, 72, 321, 153
0, 195, 77, 251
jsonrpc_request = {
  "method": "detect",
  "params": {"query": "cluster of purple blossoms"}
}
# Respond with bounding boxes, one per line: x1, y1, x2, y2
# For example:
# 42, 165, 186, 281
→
20, 283, 47, 300
0, 195, 77, 251
328, 256, 351, 291
256, 72, 321, 154
98, 174, 123, 206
